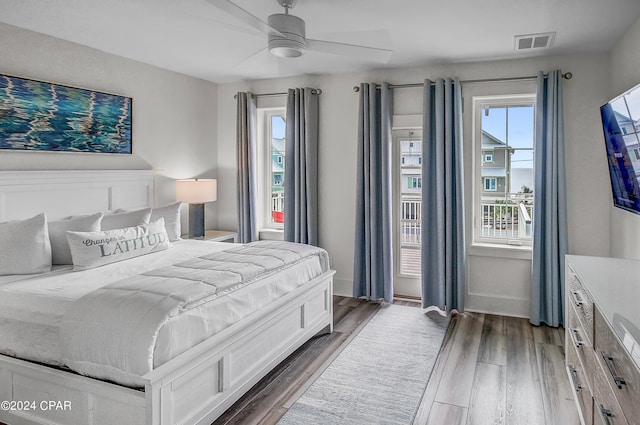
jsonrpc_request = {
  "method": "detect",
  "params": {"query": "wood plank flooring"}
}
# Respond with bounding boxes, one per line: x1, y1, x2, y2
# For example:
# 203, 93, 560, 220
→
212, 296, 579, 425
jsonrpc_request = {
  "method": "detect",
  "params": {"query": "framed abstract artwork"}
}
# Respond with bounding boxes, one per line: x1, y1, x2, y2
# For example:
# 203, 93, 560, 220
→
0, 74, 132, 154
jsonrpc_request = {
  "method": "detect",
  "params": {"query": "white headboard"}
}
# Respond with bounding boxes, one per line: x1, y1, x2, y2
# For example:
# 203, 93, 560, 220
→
0, 170, 155, 221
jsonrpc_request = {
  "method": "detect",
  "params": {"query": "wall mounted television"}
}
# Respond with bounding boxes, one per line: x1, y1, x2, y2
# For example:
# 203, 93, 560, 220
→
600, 82, 640, 215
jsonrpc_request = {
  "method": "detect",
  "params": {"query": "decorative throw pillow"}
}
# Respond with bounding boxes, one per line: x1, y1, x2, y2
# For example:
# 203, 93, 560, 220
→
67, 218, 171, 271
150, 202, 182, 241
0, 213, 52, 275
48, 213, 103, 265
101, 208, 151, 231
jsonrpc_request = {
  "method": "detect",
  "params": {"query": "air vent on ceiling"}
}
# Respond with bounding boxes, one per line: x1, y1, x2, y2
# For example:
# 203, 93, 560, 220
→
514, 32, 556, 51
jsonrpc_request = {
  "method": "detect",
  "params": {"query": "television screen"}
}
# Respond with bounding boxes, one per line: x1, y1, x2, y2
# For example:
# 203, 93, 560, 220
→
600, 83, 640, 215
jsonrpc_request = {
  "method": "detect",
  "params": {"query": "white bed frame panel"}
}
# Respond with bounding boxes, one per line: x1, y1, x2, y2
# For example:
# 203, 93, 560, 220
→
0, 170, 334, 425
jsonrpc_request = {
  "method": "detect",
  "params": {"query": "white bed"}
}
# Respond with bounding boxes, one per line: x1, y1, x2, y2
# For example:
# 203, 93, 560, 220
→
0, 170, 334, 425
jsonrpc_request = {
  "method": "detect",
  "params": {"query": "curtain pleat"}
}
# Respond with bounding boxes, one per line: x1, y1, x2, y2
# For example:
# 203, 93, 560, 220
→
236, 92, 258, 243
284, 88, 319, 246
421, 78, 465, 313
353, 82, 393, 303
530, 70, 568, 327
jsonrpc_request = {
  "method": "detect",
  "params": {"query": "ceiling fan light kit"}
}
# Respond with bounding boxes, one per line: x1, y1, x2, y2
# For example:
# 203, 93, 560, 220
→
268, 13, 307, 58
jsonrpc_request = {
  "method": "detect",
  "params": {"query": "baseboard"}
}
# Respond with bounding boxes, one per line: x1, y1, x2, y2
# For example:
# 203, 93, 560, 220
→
333, 278, 352, 297
465, 292, 530, 318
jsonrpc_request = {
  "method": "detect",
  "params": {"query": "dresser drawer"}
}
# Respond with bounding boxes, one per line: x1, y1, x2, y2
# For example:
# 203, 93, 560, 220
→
568, 300, 597, 392
567, 339, 594, 425
593, 359, 629, 425
594, 308, 640, 425
567, 266, 594, 344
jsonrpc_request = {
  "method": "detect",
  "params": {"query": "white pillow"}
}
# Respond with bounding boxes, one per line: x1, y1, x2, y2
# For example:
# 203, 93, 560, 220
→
67, 218, 171, 271
48, 213, 103, 265
150, 202, 182, 241
101, 208, 151, 230
0, 213, 51, 275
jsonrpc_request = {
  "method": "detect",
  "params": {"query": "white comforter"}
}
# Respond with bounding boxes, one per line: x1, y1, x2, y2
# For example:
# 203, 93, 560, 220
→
0, 240, 329, 388
59, 240, 329, 387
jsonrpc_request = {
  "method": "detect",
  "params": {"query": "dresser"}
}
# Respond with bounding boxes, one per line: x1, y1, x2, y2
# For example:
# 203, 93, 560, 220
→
565, 255, 640, 425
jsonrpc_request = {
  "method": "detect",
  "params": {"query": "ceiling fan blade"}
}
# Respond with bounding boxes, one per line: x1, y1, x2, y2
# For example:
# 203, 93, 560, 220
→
205, 0, 283, 37
234, 47, 269, 69
306, 39, 392, 63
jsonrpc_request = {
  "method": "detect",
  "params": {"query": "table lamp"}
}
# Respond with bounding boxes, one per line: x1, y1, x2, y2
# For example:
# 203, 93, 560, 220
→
176, 179, 217, 238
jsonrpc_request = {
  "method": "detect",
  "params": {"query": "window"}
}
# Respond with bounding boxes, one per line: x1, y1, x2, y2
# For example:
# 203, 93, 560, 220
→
484, 177, 497, 191
258, 108, 286, 228
407, 176, 422, 189
634, 147, 640, 161
474, 96, 535, 246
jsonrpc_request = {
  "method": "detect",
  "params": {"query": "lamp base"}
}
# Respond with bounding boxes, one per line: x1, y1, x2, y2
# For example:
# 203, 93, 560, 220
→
188, 203, 205, 238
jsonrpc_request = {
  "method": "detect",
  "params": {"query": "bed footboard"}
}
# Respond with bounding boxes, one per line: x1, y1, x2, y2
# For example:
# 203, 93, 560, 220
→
0, 271, 334, 425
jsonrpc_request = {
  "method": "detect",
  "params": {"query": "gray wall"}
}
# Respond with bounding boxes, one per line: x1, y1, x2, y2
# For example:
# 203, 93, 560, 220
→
0, 23, 218, 227
610, 16, 640, 260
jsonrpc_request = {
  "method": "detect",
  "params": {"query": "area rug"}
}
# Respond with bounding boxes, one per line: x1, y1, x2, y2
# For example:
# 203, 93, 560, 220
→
277, 304, 449, 425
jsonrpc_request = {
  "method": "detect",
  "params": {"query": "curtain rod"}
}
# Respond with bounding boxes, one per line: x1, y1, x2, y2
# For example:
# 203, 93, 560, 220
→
351, 72, 573, 92
233, 88, 322, 99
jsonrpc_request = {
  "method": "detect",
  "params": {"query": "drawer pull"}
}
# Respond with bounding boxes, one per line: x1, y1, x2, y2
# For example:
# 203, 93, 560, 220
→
571, 290, 585, 307
568, 366, 583, 392
569, 327, 585, 348
598, 404, 613, 425
601, 351, 627, 389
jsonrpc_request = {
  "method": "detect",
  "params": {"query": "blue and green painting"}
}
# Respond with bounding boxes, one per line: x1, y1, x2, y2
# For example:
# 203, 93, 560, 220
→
0, 74, 132, 153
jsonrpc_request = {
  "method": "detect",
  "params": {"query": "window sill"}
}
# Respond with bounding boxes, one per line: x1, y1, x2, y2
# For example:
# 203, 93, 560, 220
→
259, 228, 284, 241
469, 242, 532, 260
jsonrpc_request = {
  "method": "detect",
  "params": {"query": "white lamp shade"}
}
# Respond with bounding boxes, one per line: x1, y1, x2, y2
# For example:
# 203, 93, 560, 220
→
176, 179, 217, 204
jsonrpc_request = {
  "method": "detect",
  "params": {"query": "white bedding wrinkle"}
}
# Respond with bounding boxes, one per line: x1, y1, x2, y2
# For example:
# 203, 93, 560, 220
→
26, 240, 327, 388
0, 240, 227, 367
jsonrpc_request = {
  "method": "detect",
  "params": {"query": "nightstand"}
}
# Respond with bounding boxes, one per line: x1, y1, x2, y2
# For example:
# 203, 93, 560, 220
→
183, 230, 237, 243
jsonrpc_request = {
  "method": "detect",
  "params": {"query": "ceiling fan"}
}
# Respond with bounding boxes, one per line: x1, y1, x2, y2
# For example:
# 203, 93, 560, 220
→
205, 0, 392, 62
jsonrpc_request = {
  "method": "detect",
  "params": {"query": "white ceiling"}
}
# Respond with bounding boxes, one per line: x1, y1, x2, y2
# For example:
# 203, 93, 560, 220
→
1, 0, 639, 84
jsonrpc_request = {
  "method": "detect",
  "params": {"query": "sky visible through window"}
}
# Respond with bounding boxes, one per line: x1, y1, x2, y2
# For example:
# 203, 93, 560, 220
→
482, 105, 534, 170
272, 115, 285, 139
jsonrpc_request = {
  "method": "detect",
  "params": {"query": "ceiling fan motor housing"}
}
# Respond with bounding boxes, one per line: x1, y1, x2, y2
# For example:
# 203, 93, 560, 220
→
268, 13, 307, 57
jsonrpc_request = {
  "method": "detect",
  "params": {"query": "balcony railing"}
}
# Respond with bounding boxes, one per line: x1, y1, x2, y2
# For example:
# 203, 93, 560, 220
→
397, 196, 533, 276
271, 191, 284, 224
481, 199, 533, 240
400, 196, 421, 276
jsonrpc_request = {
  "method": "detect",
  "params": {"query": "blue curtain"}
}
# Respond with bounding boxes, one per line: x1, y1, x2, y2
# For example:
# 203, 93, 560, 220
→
421, 78, 465, 313
284, 88, 319, 246
236, 92, 258, 243
530, 70, 568, 327
353, 82, 393, 303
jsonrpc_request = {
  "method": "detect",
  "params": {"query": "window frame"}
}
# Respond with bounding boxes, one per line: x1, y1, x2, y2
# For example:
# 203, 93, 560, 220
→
257, 107, 287, 231
472, 94, 536, 248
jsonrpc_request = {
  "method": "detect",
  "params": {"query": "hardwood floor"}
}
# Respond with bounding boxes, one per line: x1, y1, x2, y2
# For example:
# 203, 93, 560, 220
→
213, 296, 579, 425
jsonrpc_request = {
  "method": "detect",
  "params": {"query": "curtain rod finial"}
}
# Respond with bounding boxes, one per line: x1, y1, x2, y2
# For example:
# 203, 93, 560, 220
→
563, 72, 573, 80
353, 86, 360, 92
